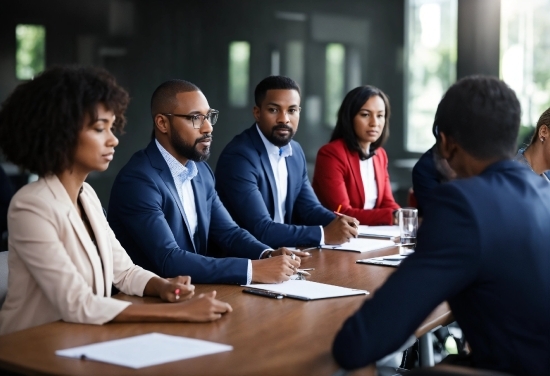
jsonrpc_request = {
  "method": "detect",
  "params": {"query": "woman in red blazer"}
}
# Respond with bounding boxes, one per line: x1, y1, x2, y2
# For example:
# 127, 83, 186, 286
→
312, 86, 400, 225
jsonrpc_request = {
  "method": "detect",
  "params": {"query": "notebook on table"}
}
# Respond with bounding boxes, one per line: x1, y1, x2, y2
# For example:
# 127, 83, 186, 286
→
322, 237, 396, 253
356, 254, 407, 267
358, 225, 400, 239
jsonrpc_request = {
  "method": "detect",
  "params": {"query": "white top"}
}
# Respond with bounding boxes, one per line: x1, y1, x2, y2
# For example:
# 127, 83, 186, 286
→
359, 157, 378, 209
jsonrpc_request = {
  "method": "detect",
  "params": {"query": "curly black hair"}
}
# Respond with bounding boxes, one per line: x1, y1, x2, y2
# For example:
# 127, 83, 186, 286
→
0, 65, 130, 176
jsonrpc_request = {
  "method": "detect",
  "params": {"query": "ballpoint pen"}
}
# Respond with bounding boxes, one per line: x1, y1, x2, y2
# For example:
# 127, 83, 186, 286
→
301, 245, 321, 252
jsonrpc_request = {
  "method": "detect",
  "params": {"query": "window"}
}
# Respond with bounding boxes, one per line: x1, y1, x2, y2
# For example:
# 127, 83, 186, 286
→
501, 0, 550, 143
405, 0, 457, 152
228, 42, 250, 108
16, 24, 46, 80
325, 43, 346, 126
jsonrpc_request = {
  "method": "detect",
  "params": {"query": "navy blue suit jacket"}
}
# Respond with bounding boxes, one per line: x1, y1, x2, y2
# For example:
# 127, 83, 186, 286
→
333, 160, 550, 375
412, 146, 444, 216
108, 140, 269, 284
215, 125, 335, 248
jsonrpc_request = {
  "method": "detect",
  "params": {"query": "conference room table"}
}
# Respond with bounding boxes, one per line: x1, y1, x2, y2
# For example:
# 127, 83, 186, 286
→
0, 245, 452, 376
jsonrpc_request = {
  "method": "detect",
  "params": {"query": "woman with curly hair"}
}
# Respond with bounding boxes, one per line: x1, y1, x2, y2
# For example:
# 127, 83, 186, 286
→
0, 66, 231, 335
312, 85, 400, 225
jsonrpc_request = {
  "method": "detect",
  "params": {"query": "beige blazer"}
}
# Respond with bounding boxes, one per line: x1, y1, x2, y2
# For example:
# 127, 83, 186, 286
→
0, 175, 157, 335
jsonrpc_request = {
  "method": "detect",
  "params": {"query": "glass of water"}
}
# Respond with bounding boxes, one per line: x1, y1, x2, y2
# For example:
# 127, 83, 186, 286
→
398, 208, 418, 256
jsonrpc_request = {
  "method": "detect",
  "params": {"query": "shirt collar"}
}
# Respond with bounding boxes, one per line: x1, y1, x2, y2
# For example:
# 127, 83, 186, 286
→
155, 139, 198, 183
256, 123, 292, 158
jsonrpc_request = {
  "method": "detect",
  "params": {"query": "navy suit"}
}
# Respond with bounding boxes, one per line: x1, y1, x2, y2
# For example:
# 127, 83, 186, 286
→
412, 146, 444, 216
333, 160, 550, 375
108, 141, 269, 284
215, 125, 335, 248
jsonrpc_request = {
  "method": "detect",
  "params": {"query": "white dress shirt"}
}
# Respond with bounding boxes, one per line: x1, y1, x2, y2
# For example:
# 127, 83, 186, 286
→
359, 156, 378, 209
156, 140, 253, 283
256, 125, 325, 245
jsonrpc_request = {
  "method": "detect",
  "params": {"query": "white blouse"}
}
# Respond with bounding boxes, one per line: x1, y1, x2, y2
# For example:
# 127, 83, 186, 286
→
359, 157, 378, 209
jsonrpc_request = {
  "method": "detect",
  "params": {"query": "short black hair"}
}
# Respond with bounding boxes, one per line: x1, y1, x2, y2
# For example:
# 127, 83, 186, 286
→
330, 85, 391, 160
150, 79, 200, 139
433, 76, 521, 160
254, 76, 301, 107
0, 65, 129, 177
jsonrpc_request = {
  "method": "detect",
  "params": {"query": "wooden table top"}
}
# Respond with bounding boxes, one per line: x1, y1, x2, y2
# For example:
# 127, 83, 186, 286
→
0, 246, 451, 376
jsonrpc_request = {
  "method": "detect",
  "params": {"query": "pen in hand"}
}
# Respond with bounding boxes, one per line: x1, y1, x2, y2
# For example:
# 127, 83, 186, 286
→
175, 288, 180, 300
334, 204, 359, 229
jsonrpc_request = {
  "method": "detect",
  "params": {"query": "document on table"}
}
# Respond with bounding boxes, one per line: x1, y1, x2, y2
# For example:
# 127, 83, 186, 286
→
56, 333, 233, 369
356, 254, 407, 267
358, 225, 400, 239
322, 237, 396, 252
244, 280, 368, 300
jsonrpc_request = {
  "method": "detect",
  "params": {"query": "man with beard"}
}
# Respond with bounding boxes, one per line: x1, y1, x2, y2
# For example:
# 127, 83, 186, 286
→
108, 79, 303, 284
215, 76, 358, 249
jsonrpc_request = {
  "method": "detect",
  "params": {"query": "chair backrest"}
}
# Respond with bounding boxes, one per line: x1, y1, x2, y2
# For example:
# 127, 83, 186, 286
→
0, 251, 8, 308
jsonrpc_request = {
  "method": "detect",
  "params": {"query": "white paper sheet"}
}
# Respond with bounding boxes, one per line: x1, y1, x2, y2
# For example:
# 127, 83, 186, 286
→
56, 333, 233, 369
323, 237, 396, 252
245, 280, 368, 300
358, 225, 400, 238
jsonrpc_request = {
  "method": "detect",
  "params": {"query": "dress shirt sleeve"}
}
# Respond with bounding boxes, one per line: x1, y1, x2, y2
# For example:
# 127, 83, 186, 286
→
246, 260, 252, 285
8, 194, 131, 325
332, 183, 480, 370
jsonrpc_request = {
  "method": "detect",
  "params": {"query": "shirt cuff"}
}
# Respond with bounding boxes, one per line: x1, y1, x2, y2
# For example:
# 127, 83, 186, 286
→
246, 259, 252, 285
319, 225, 326, 246
259, 248, 272, 259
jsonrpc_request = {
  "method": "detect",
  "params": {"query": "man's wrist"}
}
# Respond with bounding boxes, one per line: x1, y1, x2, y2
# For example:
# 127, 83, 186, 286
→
260, 249, 273, 259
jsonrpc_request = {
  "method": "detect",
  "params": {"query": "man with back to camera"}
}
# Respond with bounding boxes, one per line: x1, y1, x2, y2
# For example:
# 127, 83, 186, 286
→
108, 79, 307, 285
332, 76, 550, 375
215, 76, 358, 248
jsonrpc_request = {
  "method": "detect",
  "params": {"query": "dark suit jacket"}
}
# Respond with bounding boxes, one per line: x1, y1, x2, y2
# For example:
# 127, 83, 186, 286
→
215, 124, 335, 248
333, 160, 550, 375
108, 140, 269, 284
412, 146, 446, 216
312, 139, 399, 225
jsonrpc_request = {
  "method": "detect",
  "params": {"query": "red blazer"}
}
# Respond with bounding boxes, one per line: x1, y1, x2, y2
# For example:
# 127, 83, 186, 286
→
312, 139, 400, 225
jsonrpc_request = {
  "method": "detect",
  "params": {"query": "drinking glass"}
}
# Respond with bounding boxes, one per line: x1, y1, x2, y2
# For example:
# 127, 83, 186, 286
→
398, 208, 418, 256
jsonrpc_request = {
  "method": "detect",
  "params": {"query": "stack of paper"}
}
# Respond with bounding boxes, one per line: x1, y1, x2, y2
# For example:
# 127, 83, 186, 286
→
358, 225, 400, 239
322, 237, 396, 252
244, 280, 368, 300
56, 333, 233, 369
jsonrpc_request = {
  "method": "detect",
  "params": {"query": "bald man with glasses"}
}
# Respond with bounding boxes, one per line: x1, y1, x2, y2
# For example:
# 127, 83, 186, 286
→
108, 79, 306, 285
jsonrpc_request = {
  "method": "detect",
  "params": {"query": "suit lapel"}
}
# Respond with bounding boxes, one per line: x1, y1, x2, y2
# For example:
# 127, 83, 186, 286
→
45, 176, 105, 296
348, 148, 365, 206
284, 151, 299, 223
249, 126, 279, 220
372, 153, 384, 207
191, 172, 206, 254
79, 193, 110, 296
146, 141, 197, 252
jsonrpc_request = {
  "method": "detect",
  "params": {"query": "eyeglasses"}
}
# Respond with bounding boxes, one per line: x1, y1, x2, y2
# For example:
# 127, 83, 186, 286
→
162, 110, 219, 129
